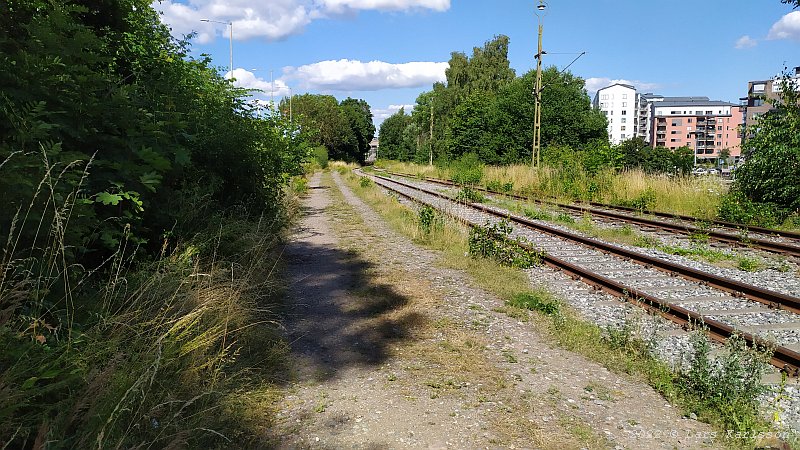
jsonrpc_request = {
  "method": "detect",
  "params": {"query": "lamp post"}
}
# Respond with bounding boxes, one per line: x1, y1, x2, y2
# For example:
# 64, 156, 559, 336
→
532, 1, 547, 167
201, 19, 233, 76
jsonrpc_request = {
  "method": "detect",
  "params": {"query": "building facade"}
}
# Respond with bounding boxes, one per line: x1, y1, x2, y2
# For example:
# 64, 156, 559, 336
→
740, 66, 800, 130
592, 84, 640, 145
650, 98, 741, 161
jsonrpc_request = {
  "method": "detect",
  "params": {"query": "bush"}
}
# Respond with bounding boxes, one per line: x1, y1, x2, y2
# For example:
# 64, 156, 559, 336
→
450, 153, 484, 186
718, 190, 784, 227
313, 146, 329, 169
468, 220, 541, 268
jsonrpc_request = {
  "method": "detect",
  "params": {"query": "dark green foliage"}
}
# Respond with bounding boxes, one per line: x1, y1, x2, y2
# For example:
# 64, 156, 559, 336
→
468, 220, 541, 268
289, 94, 372, 163
359, 176, 372, 188
450, 153, 484, 186
718, 190, 783, 227
378, 107, 414, 160
0, 1, 305, 445
455, 187, 485, 203
678, 332, 772, 436
619, 187, 657, 213
734, 73, 800, 214
418, 205, 437, 234
486, 180, 513, 193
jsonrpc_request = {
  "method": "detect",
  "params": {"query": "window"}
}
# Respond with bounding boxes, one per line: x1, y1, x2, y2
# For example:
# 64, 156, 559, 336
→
706, 110, 713, 114
754, 83, 765, 92
688, 118, 693, 123
621, 118, 627, 123
621, 110, 627, 115
622, 93, 628, 99
621, 126, 626, 131
717, 134, 722, 138
671, 130, 678, 134
717, 126, 722, 130
670, 138, 678, 142
622, 102, 627, 107
620, 134, 626, 139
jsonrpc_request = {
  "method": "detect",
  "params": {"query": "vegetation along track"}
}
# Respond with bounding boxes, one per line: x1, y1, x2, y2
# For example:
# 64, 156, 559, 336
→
384, 170, 800, 258
359, 169, 800, 375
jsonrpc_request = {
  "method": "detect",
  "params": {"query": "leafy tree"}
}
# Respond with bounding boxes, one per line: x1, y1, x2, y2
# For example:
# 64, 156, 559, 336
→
290, 94, 357, 161
672, 146, 695, 175
733, 73, 800, 214
340, 97, 376, 163
782, 0, 800, 7
378, 108, 413, 160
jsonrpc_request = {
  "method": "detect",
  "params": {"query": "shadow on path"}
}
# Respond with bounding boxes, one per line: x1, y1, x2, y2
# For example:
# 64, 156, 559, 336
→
282, 224, 423, 384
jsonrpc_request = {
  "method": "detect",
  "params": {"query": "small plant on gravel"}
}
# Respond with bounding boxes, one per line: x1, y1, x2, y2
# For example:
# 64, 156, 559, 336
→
468, 220, 542, 268
359, 176, 372, 188
455, 187, 485, 203
555, 212, 575, 224
737, 256, 763, 272
508, 290, 560, 316
689, 220, 711, 244
679, 331, 773, 440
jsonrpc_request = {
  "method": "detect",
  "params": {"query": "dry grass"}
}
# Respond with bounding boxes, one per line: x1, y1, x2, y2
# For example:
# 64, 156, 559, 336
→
378, 160, 727, 219
0, 156, 291, 447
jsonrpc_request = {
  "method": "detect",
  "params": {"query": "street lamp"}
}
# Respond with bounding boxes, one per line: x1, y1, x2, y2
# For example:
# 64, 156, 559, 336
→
201, 19, 233, 76
532, 1, 547, 167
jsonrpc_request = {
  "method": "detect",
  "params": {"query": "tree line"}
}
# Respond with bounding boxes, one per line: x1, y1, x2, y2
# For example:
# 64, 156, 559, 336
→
377, 35, 694, 175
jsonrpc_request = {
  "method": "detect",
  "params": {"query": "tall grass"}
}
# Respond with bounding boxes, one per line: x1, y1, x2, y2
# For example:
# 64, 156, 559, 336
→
0, 157, 288, 448
379, 160, 727, 219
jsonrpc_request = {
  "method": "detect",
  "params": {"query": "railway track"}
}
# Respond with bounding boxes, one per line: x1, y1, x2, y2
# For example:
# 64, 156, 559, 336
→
382, 170, 800, 258
359, 169, 800, 375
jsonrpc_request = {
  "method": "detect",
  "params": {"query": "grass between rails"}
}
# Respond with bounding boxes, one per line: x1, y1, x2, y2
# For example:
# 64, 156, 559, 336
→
347, 168, 783, 448
327, 171, 616, 448
1, 207, 296, 448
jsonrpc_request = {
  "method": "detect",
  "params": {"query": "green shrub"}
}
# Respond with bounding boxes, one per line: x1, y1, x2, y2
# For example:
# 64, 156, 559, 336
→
418, 205, 437, 234
313, 146, 329, 169
451, 153, 484, 186
455, 187, 485, 203
718, 190, 783, 227
468, 220, 541, 268
359, 176, 372, 188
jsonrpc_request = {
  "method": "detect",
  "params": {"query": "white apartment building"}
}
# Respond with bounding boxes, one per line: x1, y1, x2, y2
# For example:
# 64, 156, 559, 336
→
592, 84, 640, 145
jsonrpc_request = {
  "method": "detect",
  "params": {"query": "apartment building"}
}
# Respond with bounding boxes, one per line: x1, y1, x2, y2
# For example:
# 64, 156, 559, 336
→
651, 98, 741, 161
592, 84, 639, 145
740, 66, 800, 130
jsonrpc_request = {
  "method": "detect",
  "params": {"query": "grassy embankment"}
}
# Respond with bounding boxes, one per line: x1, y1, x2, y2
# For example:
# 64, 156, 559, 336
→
0, 173, 312, 448
345, 166, 785, 448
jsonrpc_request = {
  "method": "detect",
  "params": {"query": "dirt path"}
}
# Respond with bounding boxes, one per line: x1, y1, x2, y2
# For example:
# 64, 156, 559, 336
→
271, 171, 720, 449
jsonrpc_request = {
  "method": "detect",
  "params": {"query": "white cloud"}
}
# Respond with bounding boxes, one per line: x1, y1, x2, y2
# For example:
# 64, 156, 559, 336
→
768, 11, 800, 41
284, 59, 448, 91
153, 0, 450, 42
373, 104, 414, 121
734, 35, 758, 49
584, 77, 661, 96
226, 69, 291, 98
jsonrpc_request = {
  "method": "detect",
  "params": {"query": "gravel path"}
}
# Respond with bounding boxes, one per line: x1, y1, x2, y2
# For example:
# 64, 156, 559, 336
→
272, 171, 720, 449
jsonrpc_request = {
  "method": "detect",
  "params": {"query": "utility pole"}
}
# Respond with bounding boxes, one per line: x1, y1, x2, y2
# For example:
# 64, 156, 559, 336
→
200, 19, 233, 76
532, 1, 546, 168
429, 103, 434, 166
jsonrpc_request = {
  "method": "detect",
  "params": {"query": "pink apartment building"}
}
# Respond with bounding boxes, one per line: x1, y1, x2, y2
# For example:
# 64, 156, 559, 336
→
650, 99, 742, 161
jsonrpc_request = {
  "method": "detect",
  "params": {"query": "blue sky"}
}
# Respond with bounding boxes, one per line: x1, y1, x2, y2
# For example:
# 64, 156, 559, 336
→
154, 0, 800, 127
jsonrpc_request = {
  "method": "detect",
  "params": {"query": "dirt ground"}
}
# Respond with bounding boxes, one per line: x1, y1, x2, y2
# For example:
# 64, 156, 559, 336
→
270, 171, 720, 449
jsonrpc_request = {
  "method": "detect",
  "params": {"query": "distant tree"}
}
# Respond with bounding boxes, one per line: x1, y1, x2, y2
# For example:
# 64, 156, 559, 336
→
290, 94, 358, 162
378, 108, 413, 160
672, 146, 694, 175
493, 67, 608, 161
340, 97, 376, 163
616, 137, 651, 168
782, 0, 800, 8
